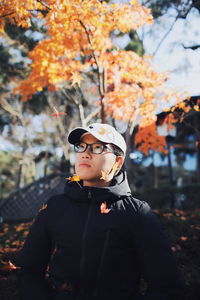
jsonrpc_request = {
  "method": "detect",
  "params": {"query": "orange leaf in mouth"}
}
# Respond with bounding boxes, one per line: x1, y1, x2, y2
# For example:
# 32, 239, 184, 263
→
66, 174, 82, 188
100, 170, 110, 180
66, 174, 81, 182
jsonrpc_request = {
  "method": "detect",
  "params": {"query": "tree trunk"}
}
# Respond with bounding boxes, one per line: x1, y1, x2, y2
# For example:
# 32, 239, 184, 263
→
167, 141, 175, 208
16, 140, 26, 190
194, 114, 200, 183
124, 123, 135, 191
196, 144, 200, 183
153, 165, 158, 189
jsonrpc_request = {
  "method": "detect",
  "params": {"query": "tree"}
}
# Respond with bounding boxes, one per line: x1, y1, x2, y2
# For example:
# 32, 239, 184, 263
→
3, 0, 196, 192
0, 1, 184, 125
0, 2, 187, 164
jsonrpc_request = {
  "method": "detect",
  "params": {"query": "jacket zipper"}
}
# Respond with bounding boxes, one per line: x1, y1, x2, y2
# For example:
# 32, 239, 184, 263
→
79, 188, 93, 293
93, 229, 110, 296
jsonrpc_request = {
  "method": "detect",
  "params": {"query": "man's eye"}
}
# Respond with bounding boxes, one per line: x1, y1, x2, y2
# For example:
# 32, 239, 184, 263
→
94, 144, 103, 150
77, 143, 85, 149
78, 143, 85, 147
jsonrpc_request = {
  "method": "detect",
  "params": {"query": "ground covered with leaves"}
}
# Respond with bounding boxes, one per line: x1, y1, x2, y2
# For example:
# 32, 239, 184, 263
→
0, 209, 200, 300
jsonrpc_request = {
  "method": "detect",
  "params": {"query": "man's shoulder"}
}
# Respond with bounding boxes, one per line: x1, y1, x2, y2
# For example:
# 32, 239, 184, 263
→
123, 195, 151, 215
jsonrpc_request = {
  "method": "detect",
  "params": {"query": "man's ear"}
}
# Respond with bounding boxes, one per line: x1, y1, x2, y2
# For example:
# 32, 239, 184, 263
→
116, 156, 124, 168
115, 156, 124, 173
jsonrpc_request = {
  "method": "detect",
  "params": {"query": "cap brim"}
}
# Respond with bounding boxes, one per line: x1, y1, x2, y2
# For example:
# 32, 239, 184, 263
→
68, 128, 88, 144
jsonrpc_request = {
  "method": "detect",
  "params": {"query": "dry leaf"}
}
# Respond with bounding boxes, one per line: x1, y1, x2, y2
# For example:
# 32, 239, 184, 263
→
39, 204, 48, 212
52, 106, 66, 118
66, 174, 82, 188
100, 202, 111, 214
100, 170, 110, 180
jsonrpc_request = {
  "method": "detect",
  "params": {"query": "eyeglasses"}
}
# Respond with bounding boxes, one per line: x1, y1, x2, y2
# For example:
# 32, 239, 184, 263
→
74, 142, 117, 155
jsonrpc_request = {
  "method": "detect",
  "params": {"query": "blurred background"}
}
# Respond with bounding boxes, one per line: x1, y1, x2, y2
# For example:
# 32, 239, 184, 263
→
0, 1, 200, 299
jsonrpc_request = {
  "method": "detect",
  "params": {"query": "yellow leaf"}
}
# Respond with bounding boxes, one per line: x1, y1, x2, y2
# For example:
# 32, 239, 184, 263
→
37, 87, 43, 92
41, 60, 49, 67
130, 0, 138, 6
70, 72, 83, 87
66, 174, 82, 188
39, 204, 48, 211
100, 170, 110, 180
111, 162, 118, 174
193, 105, 199, 111
66, 174, 81, 182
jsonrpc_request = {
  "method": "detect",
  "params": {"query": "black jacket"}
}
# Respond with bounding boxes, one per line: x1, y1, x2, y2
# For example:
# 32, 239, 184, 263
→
16, 170, 182, 300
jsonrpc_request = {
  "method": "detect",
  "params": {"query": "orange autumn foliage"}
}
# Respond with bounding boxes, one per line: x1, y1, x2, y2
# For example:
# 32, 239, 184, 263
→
0, 1, 153, 103
66, 174, 81, 182
134, 112, 180, 155
0, 0, 187, 154
134, 122, 168, 155
66, 174, 82, 188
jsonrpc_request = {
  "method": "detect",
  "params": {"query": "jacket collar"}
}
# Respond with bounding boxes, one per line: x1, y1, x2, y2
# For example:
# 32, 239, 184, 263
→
64, 170, 131, 204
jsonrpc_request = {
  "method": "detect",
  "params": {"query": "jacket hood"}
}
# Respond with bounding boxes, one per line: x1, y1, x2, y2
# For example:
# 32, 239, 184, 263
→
64, 170, 131, 204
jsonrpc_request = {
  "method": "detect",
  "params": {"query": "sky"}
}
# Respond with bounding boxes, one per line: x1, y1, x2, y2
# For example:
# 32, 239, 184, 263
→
114, 6, 200, 97
144, 7, 200, 97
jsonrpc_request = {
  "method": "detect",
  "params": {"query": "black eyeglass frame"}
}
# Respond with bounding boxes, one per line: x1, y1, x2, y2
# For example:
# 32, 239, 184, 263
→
74, 142, 118, 156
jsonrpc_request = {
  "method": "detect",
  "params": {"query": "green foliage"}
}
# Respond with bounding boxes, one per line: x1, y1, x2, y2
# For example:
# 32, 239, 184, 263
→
0, 44, 25, 90
0, 112, 11, 132
23, 91, 49, 114
125, 29, 144, 56
4, 19, 46, 51
145, 0, 195, 18
0, 19, 47, 93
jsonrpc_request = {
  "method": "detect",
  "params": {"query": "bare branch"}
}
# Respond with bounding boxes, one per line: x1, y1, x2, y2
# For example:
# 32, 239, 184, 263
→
85, 107, 101, 124
79, 20, 106, 122
37, 0, 51, 11
182, 44, 200, 50
0, 96, 20, 118
152, 14, 179, 56
79, 20, 104, 98
0, 12, 15, 18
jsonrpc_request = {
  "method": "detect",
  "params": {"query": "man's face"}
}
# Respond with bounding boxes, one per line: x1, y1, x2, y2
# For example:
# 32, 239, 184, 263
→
74, 133, 122, 187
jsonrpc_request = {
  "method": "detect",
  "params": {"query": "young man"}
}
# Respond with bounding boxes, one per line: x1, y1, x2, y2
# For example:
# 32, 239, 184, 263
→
16, 123, 182, 300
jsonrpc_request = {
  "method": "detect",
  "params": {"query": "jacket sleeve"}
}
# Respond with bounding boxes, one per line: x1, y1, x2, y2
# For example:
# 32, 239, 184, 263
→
127, 200, 184, 300
15, 205, 54, 300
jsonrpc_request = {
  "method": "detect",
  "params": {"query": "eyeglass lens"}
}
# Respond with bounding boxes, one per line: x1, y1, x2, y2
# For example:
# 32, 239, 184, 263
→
74, 142, 105, 154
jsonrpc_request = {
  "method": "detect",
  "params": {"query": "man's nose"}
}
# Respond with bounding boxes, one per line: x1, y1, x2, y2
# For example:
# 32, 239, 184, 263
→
81, 145, 91, 157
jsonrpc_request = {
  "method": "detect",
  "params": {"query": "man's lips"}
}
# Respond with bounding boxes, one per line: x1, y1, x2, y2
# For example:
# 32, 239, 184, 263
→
79, 163, 91, 167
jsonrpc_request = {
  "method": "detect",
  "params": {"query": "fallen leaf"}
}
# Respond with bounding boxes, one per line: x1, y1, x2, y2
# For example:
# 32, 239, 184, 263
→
180, 236, 188, 241
100, 201, 111, 214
